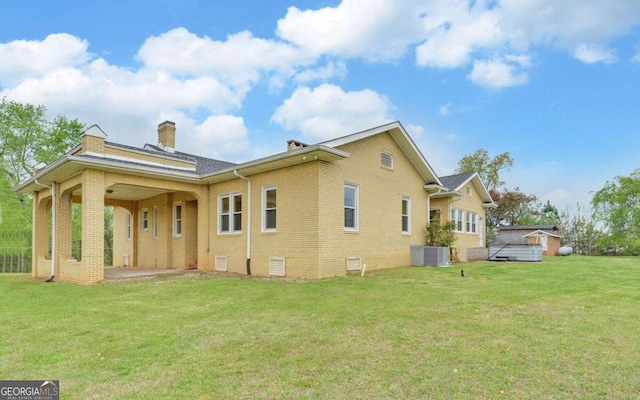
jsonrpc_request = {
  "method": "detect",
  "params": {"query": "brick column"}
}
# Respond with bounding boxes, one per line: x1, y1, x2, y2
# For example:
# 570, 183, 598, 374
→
56, 189, 73, 267
81, 169, 105, 284
31, 192, 50, 277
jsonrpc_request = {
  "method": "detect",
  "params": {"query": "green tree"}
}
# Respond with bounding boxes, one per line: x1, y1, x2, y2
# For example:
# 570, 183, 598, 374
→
456, 148, 514, 191
520, 200, 562, 226
0, 98, 83, 189
0, 98, 83, 253
487, 187, 538, 228
425, 220, 458, 248
592, 169, 640, 255
559, 203, 604, 256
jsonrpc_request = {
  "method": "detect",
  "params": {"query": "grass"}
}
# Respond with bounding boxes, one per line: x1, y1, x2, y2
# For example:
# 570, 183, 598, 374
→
1, 256, 639, 399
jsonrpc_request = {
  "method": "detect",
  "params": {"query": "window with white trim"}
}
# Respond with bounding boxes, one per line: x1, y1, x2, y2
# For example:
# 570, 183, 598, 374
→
344, 184, 359, 230
467, 211, 477, 233
219, 193, 242, 233
262, 186, 277, 232
451, 208, 464, 232
402, 196, 411, 234
381, 152, 394, 169
152, 207, 158, 239
174, 203, 182, 237
125, 211, 131, 240
141, 208, 148, 231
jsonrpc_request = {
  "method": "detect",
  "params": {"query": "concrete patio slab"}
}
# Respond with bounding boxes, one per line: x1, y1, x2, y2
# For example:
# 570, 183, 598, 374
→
104, 267, 194, 281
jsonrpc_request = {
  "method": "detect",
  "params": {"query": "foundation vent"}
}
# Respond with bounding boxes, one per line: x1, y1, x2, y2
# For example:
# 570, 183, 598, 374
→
346, 256, 362, 271
215, 256, 228, 272
269, 257, 285, 276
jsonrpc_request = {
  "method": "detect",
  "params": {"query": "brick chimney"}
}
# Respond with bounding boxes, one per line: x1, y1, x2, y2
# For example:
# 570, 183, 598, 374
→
158, 121, 176, 152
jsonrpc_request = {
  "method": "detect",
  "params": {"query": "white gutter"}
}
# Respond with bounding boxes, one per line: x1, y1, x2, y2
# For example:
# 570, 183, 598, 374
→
35, 179, 56, 282
233, 169, 252, 275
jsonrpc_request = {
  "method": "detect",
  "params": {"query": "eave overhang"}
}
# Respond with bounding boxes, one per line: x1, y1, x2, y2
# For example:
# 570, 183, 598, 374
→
15, 144, 350, 194
200, 145, 349, 184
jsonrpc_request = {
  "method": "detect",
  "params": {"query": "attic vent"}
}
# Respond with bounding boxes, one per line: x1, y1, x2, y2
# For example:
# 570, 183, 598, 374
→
269, 257, 285, 276
346, 256, 362, 271
381, 152, 393, 169
215, 256, 228, 272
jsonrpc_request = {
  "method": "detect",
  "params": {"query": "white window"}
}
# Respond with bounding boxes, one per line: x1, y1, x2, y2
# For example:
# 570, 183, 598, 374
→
174, 202, 182, 237
402, 196, 411, 234
344, 184, 359, 231
381, 152, 394, 169
152, 207, 158, 239
466, 186, 472, 195
219, 193, 242, 233
467, 212, 477, 233
451, 208, 464, 232
262, 186, 277, 232
141, 208, 148, 231
125, 212, 131, 240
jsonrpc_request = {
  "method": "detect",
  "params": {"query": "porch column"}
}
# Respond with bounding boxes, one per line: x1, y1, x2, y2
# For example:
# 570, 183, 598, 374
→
81, 169, 105, 284
31, 191, 50, 277
56, 189, 73, 267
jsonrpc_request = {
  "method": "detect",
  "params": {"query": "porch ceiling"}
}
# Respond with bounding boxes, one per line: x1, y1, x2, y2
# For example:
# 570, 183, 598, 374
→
103, 184, 173, 201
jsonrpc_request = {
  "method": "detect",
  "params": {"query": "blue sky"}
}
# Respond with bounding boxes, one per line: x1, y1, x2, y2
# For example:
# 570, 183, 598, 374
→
1, 0, 639, 212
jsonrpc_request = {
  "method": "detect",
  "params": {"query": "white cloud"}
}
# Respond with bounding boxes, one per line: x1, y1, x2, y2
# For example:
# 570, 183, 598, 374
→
192, 115, 249, 157
277, 0, 426, 62
468, 56, 530, 88
293, 61, 348, 84
0, 33, 91, 85
573, 44, 616, 64
271, 84, 394, 140
439, 104, 451, 116
416, 3, 503, 68
137, 28, 313, 89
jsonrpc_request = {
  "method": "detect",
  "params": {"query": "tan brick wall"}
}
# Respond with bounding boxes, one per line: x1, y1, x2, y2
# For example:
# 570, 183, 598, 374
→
80, 134, 105, 154
105, 146, 195, 169
248, 162, 322, 279
81, 169, 105, 284
207, 179, 249, 275
112, 206, 135, 267
318, 132, 429, 276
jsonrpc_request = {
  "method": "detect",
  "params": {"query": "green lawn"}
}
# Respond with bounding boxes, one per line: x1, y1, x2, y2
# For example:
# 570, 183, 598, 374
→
1, 256, 639, 399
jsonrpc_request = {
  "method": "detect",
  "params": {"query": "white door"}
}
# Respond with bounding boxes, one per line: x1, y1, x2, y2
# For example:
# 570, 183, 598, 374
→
540, 235, 548, 252
479, 218, 485, 247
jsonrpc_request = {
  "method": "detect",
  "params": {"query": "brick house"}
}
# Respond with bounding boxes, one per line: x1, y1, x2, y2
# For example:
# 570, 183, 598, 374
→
429, 172, 497, 262
15, 121, 494, 285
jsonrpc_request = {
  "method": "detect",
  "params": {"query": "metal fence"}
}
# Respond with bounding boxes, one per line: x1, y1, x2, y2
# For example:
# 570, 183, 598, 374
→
0, 248, 31, 273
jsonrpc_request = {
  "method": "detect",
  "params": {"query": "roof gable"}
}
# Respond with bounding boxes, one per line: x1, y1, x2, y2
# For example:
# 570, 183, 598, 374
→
319, 121, 442, 186
435, 171, 496, 206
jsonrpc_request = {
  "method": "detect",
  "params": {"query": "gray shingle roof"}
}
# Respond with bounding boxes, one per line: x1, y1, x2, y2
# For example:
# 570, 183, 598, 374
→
142, 144, 236, 174
499, 225, 558, 231
438, 172, 475, 191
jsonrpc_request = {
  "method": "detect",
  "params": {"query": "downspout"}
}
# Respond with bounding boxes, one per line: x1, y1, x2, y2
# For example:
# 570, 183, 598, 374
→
233, 170, 251, 276
35, 179, 56, 282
